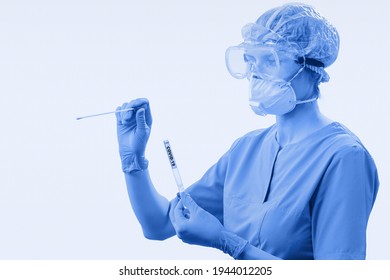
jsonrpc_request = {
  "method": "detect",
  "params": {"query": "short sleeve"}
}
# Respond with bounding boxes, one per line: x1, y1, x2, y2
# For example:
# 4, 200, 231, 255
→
311, 145, 379, 259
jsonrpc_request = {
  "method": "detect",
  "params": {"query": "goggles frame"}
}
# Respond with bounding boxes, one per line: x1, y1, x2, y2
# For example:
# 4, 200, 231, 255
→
225, 44, 282, 80
226, 22, 306, 80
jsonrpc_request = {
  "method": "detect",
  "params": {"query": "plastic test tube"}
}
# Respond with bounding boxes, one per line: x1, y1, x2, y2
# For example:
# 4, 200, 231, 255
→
163, 140, 190, 218
163, 140, 185, 193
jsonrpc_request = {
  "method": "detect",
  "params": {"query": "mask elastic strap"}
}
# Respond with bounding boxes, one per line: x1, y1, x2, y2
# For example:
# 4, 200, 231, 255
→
288, 62, 318, 105
286, 65, 305, 85
296, 97, 318, 105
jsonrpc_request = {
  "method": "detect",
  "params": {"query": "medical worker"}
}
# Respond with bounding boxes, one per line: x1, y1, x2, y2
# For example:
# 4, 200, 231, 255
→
115, 3, 379, 259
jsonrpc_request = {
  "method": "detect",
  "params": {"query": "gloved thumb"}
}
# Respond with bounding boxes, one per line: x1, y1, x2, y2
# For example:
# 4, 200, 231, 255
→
136, 108, 148, 132
180, 192, 198, 213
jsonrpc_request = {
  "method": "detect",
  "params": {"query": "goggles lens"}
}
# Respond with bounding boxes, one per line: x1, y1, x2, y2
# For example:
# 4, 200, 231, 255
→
225, 45, 280, 79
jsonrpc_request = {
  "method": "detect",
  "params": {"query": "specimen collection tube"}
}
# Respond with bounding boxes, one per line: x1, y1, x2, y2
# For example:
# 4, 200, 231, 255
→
163, 140, 185, 193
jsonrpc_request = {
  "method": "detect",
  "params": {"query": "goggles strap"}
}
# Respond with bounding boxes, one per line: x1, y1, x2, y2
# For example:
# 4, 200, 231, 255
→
296, 57, 324, 68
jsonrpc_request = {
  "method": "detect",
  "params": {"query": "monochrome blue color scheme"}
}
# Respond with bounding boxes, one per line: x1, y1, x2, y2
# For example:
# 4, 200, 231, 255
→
116, 2, 380, 259
226, 3, 340, 83
182, 122, 379, 259
116, 98, 151, 173
170, 192, 248, 259
248, 68, 317, 116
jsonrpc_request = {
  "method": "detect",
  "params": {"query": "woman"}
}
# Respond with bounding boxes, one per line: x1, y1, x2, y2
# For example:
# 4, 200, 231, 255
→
115, 3, 379, 259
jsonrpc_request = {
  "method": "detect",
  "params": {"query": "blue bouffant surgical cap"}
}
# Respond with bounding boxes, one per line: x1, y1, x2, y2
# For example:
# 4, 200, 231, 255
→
255, 3, 340, 82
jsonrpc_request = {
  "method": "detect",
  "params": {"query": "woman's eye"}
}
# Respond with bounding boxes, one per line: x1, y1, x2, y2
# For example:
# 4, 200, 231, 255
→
244, 54, 255, 64
264, 55, 276, 66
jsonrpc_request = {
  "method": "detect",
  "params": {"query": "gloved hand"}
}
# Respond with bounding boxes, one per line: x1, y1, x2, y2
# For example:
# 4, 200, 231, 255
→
170, 192, 248, 259
115, 98, 152, 173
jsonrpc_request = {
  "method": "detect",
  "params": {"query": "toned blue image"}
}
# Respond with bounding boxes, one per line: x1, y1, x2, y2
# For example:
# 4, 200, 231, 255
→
1, 0, 388, 261
115, 3, 379, 259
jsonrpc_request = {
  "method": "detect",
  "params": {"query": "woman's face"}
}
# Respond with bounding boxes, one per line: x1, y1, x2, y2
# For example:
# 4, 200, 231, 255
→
276, 51, 316, 101
247, 47, 314, 102
245, 47, 301, 81
273, 50, 302, 82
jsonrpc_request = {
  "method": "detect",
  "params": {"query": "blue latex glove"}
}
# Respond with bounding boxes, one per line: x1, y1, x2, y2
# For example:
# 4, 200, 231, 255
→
170, 192, 248, 259
115, 98, 152, 173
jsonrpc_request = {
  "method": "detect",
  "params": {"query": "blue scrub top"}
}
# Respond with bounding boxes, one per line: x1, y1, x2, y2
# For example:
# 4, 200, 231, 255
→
185, 122, 379, 259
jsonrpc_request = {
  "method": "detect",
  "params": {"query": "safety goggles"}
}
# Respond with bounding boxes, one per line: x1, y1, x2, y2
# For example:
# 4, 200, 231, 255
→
225, 45, 281, 79
225, 22, 301, 80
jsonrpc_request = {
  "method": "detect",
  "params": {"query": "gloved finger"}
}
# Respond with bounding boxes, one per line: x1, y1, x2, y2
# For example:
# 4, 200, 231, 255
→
135, 108, 148, 135
120, 102, 135, 125
173, 199, 189, 225
118, 98, 148, 124
143, 101, 152, 128
169, 196, 180, 227
180, 192, 199, 214
128, 98, 149, 110
128, 98, 152, 128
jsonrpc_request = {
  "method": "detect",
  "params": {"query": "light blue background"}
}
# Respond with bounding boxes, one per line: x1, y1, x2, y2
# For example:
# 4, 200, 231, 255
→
0, 0, 388, 259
